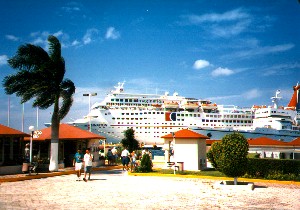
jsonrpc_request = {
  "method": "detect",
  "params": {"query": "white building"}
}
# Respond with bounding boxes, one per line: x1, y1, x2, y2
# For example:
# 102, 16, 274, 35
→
161, 129, 208, 171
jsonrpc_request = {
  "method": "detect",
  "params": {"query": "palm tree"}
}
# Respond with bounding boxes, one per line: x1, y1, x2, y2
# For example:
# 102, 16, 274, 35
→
2, 35, 75, 171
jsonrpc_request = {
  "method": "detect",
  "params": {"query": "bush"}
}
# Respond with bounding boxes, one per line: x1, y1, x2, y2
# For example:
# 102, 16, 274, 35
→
135, 154, 153, 173
207, 133, 249, 179
244, 158, 300, 181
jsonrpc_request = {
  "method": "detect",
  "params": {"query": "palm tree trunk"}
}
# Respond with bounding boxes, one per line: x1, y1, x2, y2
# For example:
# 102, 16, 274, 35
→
49, 99, 60, 172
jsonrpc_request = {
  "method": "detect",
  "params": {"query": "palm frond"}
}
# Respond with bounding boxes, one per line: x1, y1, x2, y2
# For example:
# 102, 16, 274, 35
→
58, 79, 75, 120
8, 44, 50, 72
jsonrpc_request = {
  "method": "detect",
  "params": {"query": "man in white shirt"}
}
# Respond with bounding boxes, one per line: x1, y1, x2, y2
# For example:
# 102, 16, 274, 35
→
121, 148, 130, 171
111, 147, 117, 165
83, 149, 93, 182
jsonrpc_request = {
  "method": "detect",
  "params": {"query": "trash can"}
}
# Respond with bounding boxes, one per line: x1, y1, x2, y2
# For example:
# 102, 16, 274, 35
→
22, 162, 29, 173
177, 162, 184, 171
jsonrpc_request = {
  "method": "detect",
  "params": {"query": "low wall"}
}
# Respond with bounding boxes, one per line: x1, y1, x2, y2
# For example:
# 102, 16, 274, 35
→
0, 165, 22, 175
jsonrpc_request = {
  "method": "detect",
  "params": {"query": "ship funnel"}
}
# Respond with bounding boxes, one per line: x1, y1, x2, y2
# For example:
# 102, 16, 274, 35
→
287, 83, 300, 110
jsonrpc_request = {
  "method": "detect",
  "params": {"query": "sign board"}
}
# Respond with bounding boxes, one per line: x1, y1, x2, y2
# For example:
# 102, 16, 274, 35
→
33, 130, 42, 138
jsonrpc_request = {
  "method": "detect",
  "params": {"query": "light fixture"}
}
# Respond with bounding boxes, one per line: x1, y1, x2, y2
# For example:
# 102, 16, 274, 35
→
29, 126, 35, 164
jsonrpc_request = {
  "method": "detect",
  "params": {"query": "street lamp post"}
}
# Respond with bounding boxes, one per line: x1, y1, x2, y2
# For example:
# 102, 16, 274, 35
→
83, 93, 97, 132
171, 132, 176, 174
29, 126, 35, 164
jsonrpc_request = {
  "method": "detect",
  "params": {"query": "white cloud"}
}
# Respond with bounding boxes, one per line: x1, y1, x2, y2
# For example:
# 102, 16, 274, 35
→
0, 55, 8, 65
71, 40, 80, 46
180, 8, 251, 37
193, 59, 210, 69
242, 89, 262, 100
105, 27, 120, 40
83, 28, 99, 45
53, 30, 64, 38
234, 43, 294, 58
209, 88, 262, 103
30, 31, 64, 48
186, 8, 249, 24
61, 6, 80, 13
5, 35, 19, 41
211, 19, 251, 37
211, 67, 234, 77
32, 37, 46, 45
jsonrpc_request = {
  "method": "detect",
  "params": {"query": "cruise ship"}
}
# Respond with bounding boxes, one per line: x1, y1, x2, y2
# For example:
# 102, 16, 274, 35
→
69, 82, 300, 145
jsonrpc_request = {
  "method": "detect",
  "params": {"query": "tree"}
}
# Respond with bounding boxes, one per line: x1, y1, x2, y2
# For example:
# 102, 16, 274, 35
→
2, 35, 75, 171
120, 128, 139, 153
137, 153, 153, 172
207, 132, 249, 185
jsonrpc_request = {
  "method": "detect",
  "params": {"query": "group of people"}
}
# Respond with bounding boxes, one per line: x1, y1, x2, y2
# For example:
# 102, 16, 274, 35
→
121, 148, 138, 172
73, 149, 93, 182
106, 147, 118, 165
73, 147, 152, 180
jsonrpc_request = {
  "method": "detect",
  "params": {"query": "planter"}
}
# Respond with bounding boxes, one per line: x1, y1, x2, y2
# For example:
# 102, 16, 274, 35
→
214, 180, 254, 190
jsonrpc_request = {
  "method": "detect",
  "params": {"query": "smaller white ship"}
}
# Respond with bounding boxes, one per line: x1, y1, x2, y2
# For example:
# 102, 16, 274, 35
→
193, 85, 300, 142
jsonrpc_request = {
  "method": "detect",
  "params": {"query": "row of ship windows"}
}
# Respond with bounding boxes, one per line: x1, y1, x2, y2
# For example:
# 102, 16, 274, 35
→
116, 121, 179, 125
202, 119, 252, 123
84, 124, 107, 127
106, 112, 252, 119
113, 117, 186, 122
206, 114, 252, 119
110, 99, 164, 103
111, 117, 252, 124
202, 124, 250, 127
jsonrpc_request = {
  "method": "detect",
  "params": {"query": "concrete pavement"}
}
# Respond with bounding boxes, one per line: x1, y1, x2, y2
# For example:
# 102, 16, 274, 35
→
0, 167, 300, 209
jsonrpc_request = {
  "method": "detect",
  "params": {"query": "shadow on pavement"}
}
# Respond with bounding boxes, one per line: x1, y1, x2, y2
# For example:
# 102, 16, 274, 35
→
93, 169, 123, 175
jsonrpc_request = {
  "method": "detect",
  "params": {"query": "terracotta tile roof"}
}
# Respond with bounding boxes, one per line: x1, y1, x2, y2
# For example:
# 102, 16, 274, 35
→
248, 137, 288, 146
286, 137, 300, 146
161, 129, 209, 139
0, 124, 30, 137
206, 139, 220, 145
25, 124, 105, 141
206, 137, 300, 147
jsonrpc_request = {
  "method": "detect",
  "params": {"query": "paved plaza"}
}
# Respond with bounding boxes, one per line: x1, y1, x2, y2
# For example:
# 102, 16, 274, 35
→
0, 169, 299, 209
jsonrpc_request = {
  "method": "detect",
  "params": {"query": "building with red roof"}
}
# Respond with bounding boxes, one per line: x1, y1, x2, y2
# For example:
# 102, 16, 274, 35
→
24, 124, 106, 167
0, 124, 30, 166
207, 136, 300, 160
0, 124, 31, 174
161, 129, 209, 171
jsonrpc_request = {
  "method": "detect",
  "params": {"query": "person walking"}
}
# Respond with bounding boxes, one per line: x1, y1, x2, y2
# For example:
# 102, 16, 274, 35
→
73, 149, 83, 181
111, 147, 117, 165
130, 151, 137, 172
83, 149, 93, 182
121, 147, 130, 171
107, 149, 113, 165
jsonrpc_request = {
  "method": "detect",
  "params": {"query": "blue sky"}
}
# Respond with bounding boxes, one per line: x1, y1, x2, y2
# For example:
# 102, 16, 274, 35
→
0, 0, 299, 132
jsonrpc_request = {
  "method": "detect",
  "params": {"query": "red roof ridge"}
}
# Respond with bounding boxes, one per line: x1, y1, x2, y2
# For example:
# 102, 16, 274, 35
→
25, 123, 105, 141
0, 124, 30, 136
161, 129, 209, 139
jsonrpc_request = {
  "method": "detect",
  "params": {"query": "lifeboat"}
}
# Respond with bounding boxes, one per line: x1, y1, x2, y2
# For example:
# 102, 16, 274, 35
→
163, 101, 179, 109
152, 104, 162, 108
201, 103, 217, 109
183, 102, 199, 109
252, 105, 267, 110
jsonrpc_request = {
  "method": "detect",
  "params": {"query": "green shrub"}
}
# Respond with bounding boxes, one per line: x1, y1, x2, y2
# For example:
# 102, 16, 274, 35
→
207, 133, 249, 179
135, 154, 153, 173
244, 158, 300, 181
